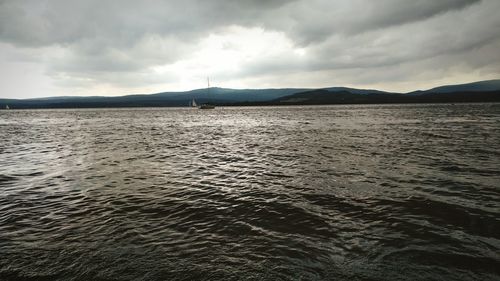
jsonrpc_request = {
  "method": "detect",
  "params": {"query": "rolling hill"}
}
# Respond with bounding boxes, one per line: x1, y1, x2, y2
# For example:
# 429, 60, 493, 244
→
408, 79, 500, 95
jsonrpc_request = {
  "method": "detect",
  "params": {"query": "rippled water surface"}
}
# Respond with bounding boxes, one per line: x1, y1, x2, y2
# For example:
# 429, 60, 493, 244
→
1, 104, 499, 280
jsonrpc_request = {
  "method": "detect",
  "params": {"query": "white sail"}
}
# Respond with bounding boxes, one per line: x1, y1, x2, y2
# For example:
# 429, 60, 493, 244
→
191, 99, 197, 107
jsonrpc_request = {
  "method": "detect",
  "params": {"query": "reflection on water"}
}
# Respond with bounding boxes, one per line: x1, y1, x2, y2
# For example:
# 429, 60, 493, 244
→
0, 104, 499, 280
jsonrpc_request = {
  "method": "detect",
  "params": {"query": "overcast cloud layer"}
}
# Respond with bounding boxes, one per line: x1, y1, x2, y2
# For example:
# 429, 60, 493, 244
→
1, 0, 499, 98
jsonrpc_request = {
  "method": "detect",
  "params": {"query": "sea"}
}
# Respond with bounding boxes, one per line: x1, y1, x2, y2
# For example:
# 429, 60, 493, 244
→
0, 104, 499, 281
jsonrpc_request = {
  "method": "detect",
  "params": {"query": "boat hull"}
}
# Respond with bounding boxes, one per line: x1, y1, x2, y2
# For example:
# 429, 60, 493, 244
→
199, 104, 215, 109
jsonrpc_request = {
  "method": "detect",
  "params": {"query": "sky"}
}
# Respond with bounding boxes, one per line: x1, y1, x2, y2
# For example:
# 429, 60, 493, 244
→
1, 0, 500, 99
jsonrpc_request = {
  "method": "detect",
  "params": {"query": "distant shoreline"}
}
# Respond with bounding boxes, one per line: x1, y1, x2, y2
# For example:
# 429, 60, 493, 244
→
2, 101, 500, 110
2, 79, 499, 109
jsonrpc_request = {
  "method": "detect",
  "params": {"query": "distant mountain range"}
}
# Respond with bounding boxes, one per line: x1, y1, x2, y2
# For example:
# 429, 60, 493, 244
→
1, 79, 499, 109
271, 79, 500, 105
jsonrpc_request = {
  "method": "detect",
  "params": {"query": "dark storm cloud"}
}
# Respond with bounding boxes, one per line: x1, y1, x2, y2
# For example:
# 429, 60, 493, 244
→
0, 0, 291, 47
1, 0, 480, 45
343, 0, 481, 33
0, 0, 499, 97
280, 0, 482, 44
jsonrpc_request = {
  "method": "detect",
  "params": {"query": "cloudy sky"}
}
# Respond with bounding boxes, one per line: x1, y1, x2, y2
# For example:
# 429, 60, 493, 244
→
1, 0, 499, 99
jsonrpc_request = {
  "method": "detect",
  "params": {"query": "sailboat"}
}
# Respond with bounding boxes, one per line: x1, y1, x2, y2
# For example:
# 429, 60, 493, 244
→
190, 98, 198, 107
5, 105, 9, 110
199, 77, 215, 109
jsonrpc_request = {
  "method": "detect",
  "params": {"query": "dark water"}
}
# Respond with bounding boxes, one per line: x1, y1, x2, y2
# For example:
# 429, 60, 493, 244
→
1, 104, 499, 281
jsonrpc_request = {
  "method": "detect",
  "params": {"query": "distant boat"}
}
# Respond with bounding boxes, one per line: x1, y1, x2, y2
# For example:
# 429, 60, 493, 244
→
199, 103, 215, 109
190, 98, 198, 107
5, 105, 9, 110
199, 77, 215, 110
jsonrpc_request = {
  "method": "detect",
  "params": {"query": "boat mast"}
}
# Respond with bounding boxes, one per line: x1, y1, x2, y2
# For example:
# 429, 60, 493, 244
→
198, 77, 215, 109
